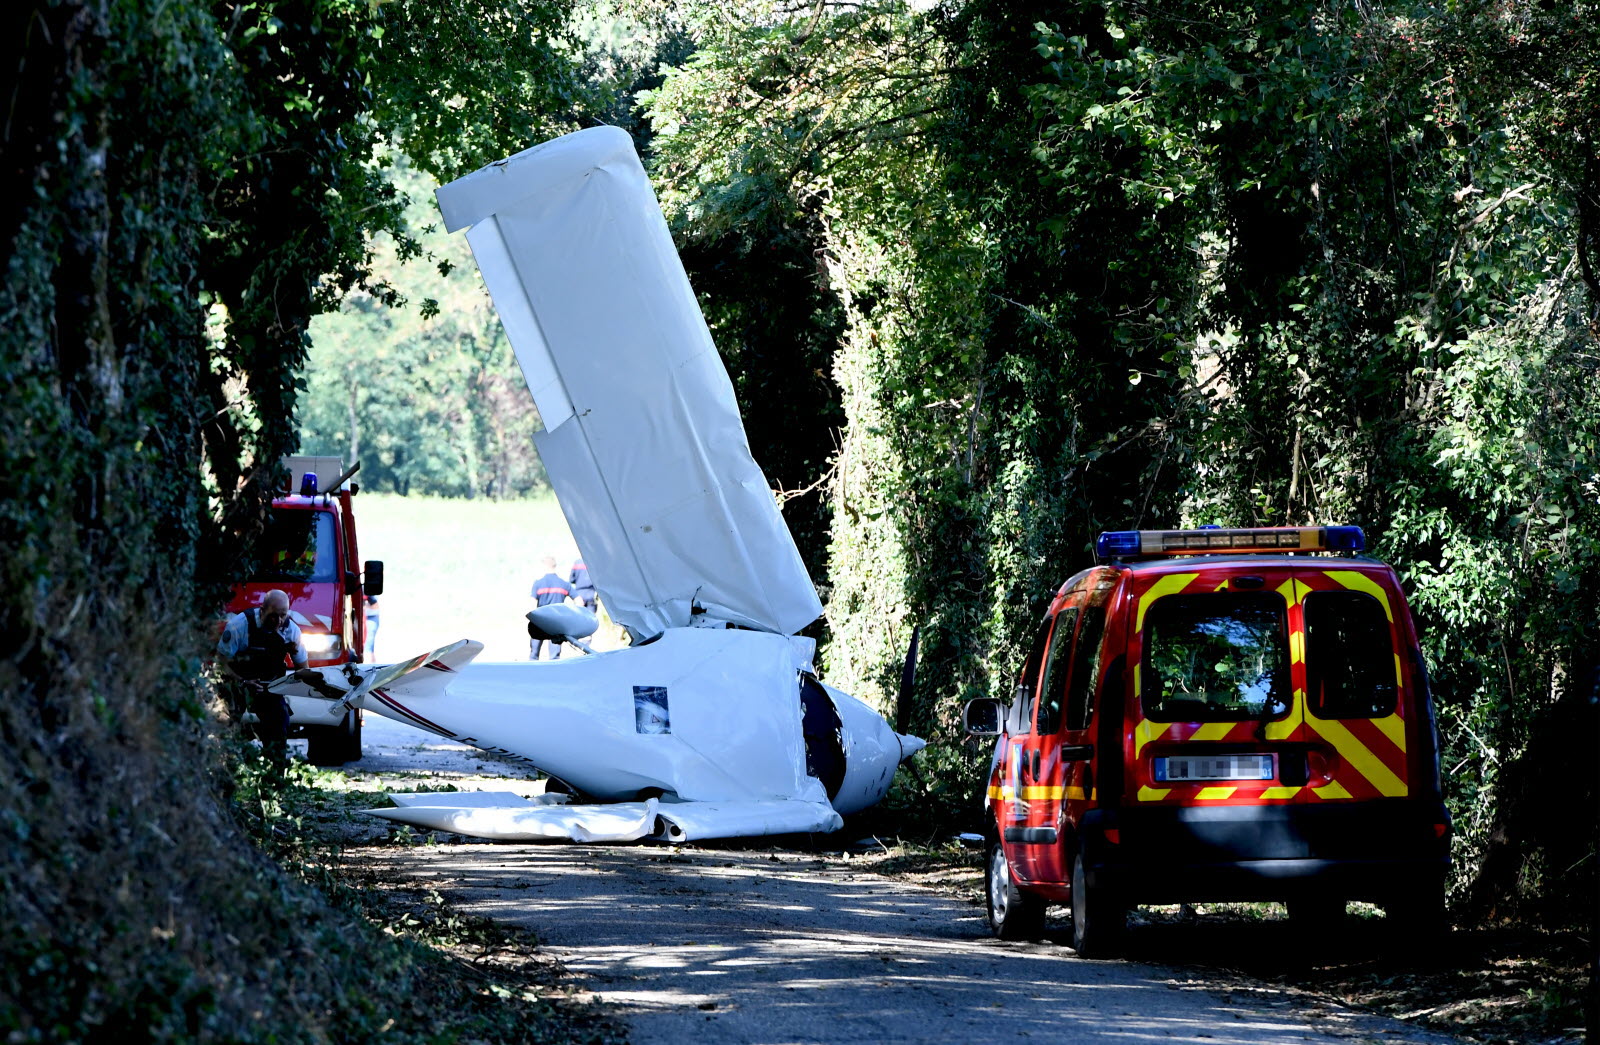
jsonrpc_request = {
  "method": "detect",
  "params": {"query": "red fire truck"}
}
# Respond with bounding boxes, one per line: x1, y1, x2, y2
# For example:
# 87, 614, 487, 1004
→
225, 456, 383, 765
965, 526, 1449, 956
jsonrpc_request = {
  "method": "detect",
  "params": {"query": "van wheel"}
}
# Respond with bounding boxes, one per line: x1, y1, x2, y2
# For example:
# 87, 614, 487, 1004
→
306, 709, 362, 766
1070, 851, 1124, 958
986, 842, 1044, 940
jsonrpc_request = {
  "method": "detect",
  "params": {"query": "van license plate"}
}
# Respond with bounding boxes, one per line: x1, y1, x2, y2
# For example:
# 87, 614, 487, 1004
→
1154, 754, 1274, 782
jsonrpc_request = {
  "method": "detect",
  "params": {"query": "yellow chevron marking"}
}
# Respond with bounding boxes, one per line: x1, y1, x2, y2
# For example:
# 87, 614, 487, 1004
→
1276, 578, 1307, 607
1307, 716, 1408, 796
1260, 786, 1303, 800
1314, 779, 1353, 800
1289, 628, 1304, 665
1195, 787, 1238, 800
1137, 573, 1200, 633
1137, 785, 1171, 802
1135, 718, 1172, 758
1191, 721, 1234, 742
1325, 570, 1394, 622
1264, 687, 1304, 741
1371, 712, 1407, 752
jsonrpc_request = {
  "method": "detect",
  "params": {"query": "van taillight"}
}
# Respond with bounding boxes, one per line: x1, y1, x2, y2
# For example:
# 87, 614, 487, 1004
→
1105, 829, 1121, 845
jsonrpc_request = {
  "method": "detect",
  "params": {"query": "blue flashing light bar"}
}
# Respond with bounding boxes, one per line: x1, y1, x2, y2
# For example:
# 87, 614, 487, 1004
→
1095, 525, 1365, 560
299, 472, 319, 497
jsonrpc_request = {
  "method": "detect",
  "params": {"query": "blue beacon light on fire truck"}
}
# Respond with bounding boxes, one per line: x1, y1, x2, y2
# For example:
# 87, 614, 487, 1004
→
1095, 525, 1366, 560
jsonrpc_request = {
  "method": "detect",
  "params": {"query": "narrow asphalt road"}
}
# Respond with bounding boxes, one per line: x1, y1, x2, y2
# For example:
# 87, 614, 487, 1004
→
329, 714, 1466, 1045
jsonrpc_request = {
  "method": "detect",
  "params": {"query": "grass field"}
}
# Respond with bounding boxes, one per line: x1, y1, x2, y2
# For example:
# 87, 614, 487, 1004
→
355, 492, 578, 663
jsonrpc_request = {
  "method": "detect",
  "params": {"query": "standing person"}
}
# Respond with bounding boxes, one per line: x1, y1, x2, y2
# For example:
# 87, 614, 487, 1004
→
363, 594, 380, 660
529, 556, 572, 660
216, 589, 311, 774
569, 556, 596, 612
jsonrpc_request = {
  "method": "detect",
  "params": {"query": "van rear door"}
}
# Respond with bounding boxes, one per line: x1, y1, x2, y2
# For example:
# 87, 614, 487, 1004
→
1296, 568, 1415, 803
1128, 567, 1308, 808
1126, 563, 1413, 809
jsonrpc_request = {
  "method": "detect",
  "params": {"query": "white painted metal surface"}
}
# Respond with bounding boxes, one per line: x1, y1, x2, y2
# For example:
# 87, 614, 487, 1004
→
435, 126, 823, 640
267, 127, 929, 843
277, 635, 923, 842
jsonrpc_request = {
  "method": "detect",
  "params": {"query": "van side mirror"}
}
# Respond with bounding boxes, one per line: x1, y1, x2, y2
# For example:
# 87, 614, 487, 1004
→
364, 560, 384, 597
963, 698, 1004, 737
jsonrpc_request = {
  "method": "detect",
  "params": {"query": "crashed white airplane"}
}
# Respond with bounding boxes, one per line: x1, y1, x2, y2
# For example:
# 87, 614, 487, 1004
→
275, 125, 924, 843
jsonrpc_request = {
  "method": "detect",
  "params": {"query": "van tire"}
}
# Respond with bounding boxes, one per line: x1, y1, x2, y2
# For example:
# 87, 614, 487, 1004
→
1070, 851, 1124, 958
306, 709, 362, 766
987, 842, 1044, 940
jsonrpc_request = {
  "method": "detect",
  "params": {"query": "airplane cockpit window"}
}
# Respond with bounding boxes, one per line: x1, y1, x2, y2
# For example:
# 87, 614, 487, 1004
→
251, 510, 337, 583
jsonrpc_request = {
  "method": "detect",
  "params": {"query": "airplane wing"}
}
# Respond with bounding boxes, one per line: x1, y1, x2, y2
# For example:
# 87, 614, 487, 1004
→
434, 126, 823, 640
366, 792, 843, 843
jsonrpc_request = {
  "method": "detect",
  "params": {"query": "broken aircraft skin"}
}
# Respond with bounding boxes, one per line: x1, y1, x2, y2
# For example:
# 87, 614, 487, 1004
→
276, 126, 925, 843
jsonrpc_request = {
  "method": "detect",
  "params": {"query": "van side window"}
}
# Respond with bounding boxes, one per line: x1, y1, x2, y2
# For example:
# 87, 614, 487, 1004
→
1305, 590, 1397, 718
1035, 608, 1080, 734
1143, 592, 1290, 721
1064, 605, 1106, 731
1013, 618, 1053, 733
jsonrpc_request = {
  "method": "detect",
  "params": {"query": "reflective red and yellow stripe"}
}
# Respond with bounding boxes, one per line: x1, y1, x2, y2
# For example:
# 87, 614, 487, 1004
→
1130, 568, 1409, 805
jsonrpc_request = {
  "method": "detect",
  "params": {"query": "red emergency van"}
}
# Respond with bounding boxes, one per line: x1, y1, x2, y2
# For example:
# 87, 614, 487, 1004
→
964, 526, 1449, 955
225, 457, 383, 765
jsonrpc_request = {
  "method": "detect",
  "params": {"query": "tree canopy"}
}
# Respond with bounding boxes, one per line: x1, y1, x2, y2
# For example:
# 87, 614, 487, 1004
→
1, 0, 1595, 1037
639, 0, 1599, 921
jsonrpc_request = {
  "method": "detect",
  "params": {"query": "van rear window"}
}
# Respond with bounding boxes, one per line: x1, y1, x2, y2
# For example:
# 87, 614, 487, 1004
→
1304, 590, 1397, 718
251, 510, 337, 584
1143, 592, 1289, 721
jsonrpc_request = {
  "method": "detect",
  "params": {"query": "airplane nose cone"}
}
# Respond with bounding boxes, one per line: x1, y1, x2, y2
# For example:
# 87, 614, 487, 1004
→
896, 733, 927, 762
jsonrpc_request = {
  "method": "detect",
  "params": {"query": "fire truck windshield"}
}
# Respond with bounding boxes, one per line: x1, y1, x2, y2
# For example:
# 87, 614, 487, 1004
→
250, 509, 338, 584
1144, 592, 1290, 721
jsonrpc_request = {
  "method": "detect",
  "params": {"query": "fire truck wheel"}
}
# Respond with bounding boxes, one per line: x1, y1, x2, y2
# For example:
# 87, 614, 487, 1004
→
986, 842, 1044, 940
1070, 851, 1124, 958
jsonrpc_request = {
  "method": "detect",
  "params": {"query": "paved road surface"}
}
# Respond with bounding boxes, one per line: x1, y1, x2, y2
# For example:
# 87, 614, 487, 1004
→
331, 714, 1464, 1045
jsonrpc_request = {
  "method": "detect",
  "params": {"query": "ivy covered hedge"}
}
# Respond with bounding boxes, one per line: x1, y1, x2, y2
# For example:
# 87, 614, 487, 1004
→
642, 0, 1599, 922
0, 0, 587, 1037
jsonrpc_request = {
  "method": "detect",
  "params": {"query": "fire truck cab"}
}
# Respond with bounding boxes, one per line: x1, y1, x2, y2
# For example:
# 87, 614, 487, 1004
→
225, 456, 383, 765
965, 526, 1449, 956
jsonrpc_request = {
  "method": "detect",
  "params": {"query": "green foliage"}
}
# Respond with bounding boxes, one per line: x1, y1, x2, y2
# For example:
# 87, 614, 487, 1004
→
300, 158, 549, 499
0, 0, 589, 1039
644, 0, 1599, 923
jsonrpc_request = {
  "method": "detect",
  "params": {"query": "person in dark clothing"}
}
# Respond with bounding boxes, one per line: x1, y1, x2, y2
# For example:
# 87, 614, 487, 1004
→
530, 556, 572, 660
569, 557, 597, 611
216, 589, 313, 774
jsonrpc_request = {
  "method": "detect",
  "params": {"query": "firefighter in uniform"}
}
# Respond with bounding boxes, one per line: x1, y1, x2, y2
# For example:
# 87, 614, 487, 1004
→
529, 556, 573, 661
569, 558, 596, 612
217, 589, 312, 773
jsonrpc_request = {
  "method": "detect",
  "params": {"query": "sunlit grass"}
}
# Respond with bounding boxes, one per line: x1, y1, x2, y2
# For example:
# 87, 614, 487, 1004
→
354, 492, 575, 663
